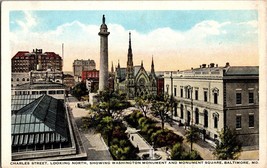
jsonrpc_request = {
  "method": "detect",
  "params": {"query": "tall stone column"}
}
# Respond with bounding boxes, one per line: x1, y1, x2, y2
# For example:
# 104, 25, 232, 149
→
98, 15, 110, 91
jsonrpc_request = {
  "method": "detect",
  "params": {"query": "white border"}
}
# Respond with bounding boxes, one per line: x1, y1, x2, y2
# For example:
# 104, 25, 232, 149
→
1, 1, 266, 168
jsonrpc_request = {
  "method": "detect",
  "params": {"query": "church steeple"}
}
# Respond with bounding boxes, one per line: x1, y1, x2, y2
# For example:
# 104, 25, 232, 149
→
127, 32, 133, 67
117, 60, 120, 69
111, 61, 114, 73
151, 56, 155, 74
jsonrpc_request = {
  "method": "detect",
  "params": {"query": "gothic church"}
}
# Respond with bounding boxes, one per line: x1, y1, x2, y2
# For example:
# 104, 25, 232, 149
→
114, 32, 157, 99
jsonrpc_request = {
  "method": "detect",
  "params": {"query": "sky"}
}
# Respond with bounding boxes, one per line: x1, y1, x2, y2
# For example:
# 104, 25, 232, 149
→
9, 10, 258, 72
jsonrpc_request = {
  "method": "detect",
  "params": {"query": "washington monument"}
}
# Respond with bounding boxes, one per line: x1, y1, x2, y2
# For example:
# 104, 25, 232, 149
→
98, 15, 110, 91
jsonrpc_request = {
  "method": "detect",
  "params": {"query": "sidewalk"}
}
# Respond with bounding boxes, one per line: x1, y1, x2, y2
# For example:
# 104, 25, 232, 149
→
147, 113, 216, 160
147, 113, 259, 160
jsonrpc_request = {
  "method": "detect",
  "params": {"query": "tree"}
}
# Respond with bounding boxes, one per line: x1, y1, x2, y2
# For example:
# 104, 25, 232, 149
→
135, 96, 150, 118
97, 116, 113, 146
213, 127, 242, 160
93, 89, 130, 117
150, 94, 170, 130
71, 82, 88, 100
185, 125, 200, 151
170, 143, 184, 159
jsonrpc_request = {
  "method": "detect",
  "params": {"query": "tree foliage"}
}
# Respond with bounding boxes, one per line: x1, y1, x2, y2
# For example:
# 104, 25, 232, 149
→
92, 89, 130, 117
185, 125, 200, 151
213, 127, 242, 160
150, 94, 171, 130
170, 143, 202, 160
135, 96, 151, 118
71, 82, 88, 100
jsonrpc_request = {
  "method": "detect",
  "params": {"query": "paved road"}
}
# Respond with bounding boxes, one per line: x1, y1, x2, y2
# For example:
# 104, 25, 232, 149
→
66, 96, 113, 160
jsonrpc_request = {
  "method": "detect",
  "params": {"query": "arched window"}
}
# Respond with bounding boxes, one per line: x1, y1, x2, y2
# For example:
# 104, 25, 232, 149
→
17, 78, 19, 81
214, 116, 218, 128
212, 88, 219, 104
11, 78, 13, 81
213, 112, 219, 128
204, 110, 208, 127
22, 78, 25, 81
195, 108, 199, 124
27, 78, 29, 81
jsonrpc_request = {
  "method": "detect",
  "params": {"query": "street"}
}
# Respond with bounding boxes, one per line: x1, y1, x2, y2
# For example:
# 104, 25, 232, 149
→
66, 96, 113, 160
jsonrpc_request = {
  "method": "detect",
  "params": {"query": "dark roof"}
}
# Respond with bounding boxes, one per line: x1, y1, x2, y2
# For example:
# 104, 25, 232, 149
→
12, 51, 30, 58
11, 94, 69, 146
11, 94, 42, 113
224, 66, 259, 76
14, 81, 67, 90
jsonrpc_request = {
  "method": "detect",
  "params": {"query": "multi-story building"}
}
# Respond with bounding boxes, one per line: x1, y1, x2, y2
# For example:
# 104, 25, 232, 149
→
12, 49, 62, 72
164, 63, 259, 149
11, 72, 30, 87
73, 59, 96, 81
12, 70, 66, 100
81, 69, 99, 81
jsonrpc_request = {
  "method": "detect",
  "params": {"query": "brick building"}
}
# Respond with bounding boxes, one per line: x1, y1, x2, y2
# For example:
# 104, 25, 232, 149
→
73, 59, 96, 81
12, 49, 62, 72
81, 69, 99, 81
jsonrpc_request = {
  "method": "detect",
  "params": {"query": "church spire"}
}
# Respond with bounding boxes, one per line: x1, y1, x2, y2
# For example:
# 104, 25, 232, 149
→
117, 60, 120, 69
151, 55, 155, 74
111, 61, 114, 73
129, 32, 132, 50
141, 60, 143, 68
127, 32, 133, 67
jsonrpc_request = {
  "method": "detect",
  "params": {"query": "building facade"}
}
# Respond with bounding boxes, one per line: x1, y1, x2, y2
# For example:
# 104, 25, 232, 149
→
12, 70, 67, 100
12, 49, 62, 72
164, 63, 259, 149
114, 33, 157, 99
11, 72, 30, 87
73, 59, 96, 81
81, 69, 99, 81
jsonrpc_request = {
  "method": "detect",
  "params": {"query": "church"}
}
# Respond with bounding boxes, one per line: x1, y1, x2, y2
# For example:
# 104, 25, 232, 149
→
113, 32, 157, 99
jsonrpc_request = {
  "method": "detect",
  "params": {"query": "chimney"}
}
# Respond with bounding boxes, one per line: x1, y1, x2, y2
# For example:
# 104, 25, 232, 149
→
200, 65, 201, 68
202, 64, 206, 68
210, 63, 215, 68
191, 67, 193, 70
216, 64, 218, 67
225, 62, 230, 67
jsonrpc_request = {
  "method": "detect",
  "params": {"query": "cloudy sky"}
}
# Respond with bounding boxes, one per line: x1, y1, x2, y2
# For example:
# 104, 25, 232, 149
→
9, 10, 258, 72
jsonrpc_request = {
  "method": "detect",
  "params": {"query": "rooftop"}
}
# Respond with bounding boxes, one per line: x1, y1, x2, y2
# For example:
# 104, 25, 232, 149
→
12, 94, 69, 146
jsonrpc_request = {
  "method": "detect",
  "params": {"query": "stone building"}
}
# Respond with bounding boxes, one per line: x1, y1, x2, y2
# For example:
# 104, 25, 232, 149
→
114, 32, 157, 99
164, 63, 259, 149
12, 49, 62, 72
73, 59, 96, 81
12, 70, 67, 100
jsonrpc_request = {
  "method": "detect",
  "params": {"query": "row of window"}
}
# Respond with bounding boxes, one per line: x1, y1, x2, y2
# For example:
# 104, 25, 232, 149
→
179, 104, 255, 130
170, 86, 256, 105
14, 90, 65, 95
14, 56, 61, 60
236, 114, 254, 129
236, 92, 254, 104
170, 86, 219, 104
12, 78, 30, 82
179, 104, 217, 128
